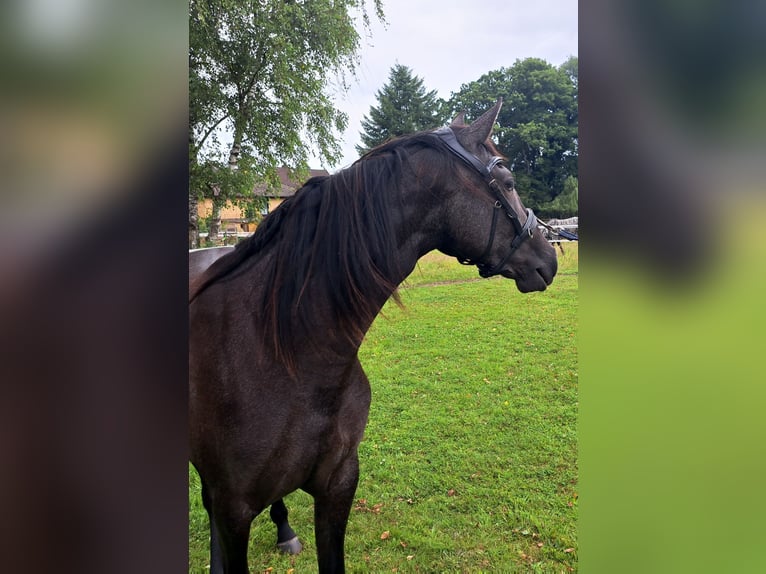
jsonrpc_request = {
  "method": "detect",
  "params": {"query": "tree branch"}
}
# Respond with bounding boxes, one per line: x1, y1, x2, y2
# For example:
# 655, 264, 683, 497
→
193, 112, 231, 158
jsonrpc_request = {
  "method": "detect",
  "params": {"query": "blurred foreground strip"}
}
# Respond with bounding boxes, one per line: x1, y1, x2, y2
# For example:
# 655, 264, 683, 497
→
0, 2, 188, 574
581, 0, 766, 572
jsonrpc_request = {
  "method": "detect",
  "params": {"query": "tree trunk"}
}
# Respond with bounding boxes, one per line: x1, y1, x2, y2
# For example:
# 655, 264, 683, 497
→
209, 133, 242, 245
208, 195, 222, 242
228, 141, 241, 171
189, 192, 199, 249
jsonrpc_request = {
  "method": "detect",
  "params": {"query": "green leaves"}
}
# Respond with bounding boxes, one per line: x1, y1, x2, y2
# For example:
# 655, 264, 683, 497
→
190, 0, 384, 245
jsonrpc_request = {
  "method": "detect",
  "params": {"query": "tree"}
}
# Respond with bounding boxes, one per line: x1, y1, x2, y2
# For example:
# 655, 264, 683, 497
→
356, 64, 446, 155
446, 57, 578, 217
547, 175, 578, 217
189, 0, 384, 247
559, 55, 578, 92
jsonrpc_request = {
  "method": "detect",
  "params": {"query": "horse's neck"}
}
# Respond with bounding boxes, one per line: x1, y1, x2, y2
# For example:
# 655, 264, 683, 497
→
322, 182, 443, 353
391, 184, 445, 280
360, 183, 443, 319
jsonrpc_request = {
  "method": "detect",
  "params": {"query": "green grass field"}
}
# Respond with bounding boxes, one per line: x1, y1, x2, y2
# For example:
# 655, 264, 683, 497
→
189, 244, 578, 573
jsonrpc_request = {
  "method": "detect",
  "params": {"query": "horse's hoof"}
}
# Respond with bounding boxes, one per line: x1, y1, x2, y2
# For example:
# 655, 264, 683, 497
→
276, 536, 302, 555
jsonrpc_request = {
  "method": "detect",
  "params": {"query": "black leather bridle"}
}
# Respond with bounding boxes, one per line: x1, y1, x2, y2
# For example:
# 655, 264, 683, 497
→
432, 127, 539, 278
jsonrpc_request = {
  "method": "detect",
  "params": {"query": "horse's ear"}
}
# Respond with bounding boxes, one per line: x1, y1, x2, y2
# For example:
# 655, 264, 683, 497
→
450, 111, 466, 126
459, 98, 503, 147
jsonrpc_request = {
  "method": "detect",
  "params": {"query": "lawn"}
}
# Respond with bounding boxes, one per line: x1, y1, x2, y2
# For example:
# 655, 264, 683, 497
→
189, 244, 578, 573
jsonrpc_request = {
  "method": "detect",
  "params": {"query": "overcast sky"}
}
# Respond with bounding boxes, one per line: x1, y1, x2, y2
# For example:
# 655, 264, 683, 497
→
324, 0, 578, 170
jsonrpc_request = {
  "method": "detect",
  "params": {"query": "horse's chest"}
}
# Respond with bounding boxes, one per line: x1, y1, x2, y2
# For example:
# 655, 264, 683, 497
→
295, 379, 371, 446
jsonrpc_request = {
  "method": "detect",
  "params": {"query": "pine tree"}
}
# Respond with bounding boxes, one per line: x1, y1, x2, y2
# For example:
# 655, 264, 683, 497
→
356, 64, 444, 155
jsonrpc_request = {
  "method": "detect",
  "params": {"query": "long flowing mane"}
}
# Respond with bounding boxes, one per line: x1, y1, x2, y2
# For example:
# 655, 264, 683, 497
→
190, 131, 461, 368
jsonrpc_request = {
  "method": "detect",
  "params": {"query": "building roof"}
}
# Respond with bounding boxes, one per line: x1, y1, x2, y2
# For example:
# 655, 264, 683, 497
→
252, 167, 330, 198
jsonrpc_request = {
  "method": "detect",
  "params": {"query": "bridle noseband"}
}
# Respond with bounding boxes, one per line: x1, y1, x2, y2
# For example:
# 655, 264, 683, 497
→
432, 127, 538, 278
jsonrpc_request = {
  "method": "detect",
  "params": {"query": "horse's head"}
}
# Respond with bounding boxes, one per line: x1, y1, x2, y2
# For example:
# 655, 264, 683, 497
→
436, 99, 558, 292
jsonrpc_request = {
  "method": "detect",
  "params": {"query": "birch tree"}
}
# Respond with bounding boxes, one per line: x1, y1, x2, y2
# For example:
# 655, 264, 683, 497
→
189, 0, 384, 246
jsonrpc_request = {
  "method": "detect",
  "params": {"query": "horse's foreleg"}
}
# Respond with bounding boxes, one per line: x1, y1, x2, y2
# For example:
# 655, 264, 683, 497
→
200, 480, 225, 574
209, 496, 253, 574
313, 455, 360, 574
270, 499, 302, 554
207, 518, 224, 574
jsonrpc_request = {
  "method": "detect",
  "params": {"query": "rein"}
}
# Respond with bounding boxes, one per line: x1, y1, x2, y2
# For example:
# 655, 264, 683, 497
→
432, 127, 538, 278
537, 218, 579, 241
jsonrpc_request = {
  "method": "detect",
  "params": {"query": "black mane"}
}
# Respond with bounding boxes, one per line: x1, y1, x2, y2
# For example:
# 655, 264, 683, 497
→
190, 131, 460, 368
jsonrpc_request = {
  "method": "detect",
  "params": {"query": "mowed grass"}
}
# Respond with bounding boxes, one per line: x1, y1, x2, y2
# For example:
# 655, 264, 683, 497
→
189, 244, 578, 573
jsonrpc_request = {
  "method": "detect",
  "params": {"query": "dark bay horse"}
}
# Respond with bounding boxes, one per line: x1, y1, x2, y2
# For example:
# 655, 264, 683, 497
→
189, 100, 558, 573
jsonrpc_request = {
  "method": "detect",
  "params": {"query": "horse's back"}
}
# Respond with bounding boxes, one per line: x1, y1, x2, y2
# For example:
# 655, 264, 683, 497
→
189, 246, 235, 289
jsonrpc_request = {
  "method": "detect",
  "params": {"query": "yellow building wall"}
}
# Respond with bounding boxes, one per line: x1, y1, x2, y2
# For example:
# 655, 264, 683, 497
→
268, 198, 283, 213
197, 199, 243, 220
198, 198, 286, 232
